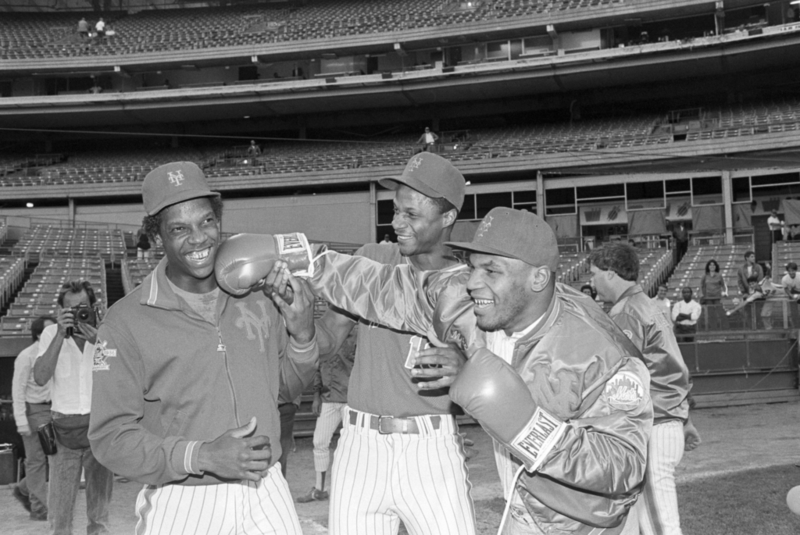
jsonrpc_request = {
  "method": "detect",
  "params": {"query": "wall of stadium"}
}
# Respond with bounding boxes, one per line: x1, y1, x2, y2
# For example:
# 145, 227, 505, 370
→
0, 190, 372, 244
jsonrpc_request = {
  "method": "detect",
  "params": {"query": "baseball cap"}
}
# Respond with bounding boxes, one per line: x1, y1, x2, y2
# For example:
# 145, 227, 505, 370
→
142, 161, 220, 216
446, 207, 559, 271
379, 153, 465, 211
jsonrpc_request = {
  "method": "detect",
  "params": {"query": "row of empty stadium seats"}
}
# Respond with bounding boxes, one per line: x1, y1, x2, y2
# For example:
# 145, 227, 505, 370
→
4, 98, 797, 188
0, 257, 26, 312
12, 225, 127, 264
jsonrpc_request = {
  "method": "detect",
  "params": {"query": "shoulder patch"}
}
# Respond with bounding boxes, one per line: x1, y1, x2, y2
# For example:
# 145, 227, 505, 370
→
92, 339, 117, 372
622, 329, 633, 339
604, 370, 645, 411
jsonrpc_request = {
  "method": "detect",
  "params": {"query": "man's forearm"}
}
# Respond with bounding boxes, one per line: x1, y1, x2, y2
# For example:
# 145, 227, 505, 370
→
34, 334, 64, 386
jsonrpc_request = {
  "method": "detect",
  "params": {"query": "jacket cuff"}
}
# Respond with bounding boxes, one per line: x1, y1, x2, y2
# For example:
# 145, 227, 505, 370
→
509, 407, 566, 473
289, 334, 317, 355
172, 440, 205, 476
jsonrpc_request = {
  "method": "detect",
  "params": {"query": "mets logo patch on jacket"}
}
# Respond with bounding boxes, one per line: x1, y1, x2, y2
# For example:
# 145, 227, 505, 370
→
604, 371, 645, 411
93, 339, 117, 372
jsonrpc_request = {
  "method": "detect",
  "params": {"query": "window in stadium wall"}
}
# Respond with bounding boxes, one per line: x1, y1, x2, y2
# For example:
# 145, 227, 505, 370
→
545, 187, 576, 216
732, 176, 752, 203
691, 176, 723, 205
512, 190, 537, 213
625, 181, 665, 211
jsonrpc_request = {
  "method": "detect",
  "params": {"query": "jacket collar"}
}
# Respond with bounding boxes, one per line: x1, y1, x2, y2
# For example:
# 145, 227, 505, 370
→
511, 287, 562, 352
609, 284, 643, 316
140, 257, 230, 315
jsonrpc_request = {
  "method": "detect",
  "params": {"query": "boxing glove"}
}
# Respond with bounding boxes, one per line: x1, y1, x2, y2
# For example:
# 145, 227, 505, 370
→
450, 348, 566, 472
215, 233, 314, 296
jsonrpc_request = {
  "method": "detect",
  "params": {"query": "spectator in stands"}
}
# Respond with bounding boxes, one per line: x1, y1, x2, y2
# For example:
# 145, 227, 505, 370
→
417, 126, 439, 152
11, 316, 56, 522
652, 283, 672, 321
768, 209, 783, 244
296, 329, 356, 504
737, 250, 763, 296
77, 17, 90, 39
673, 222, 689, 263
699, 259, 728, 330
782, 262, 800, 327
136, 227, 151, 259
672, 287, 701, 341
246, 140, 261, 166
34, 281, 113, 535
95, 18, 105, 41
381, 234, 391, 243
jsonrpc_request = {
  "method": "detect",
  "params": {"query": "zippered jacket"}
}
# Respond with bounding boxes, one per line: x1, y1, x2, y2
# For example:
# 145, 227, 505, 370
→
88, 258, 317, 486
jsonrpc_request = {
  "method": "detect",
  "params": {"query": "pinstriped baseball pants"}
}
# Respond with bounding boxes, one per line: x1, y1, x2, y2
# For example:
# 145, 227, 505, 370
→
637, 420, 685, 535
133, 463, 302, 535
313, 401, 345, 473
329, 406, 477, 535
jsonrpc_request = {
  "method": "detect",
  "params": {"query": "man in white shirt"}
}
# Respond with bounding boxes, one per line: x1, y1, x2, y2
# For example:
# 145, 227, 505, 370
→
782, 262, 800, 328
672, 287, 702, 341
417, 126, 439, 152
34, 281, 113, 535
652, 284, 672, 322
767, 209, 782, 244
12, 316, 55, 521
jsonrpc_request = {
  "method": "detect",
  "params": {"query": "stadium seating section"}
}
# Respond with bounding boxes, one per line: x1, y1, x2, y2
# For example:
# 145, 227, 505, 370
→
0, 0, 634, 59
2, 99, 799, 189
12, 225, 127, 264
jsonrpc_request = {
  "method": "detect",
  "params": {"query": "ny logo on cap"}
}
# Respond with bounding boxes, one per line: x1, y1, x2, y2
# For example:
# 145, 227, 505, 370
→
476, 215, 493, 238
168, 170, 185, 187
407, 155, 423, 173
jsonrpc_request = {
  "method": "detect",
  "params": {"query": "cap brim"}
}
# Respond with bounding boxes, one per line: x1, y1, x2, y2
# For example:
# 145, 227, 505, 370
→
378, 176, 441, 200
445, 241, 520, 261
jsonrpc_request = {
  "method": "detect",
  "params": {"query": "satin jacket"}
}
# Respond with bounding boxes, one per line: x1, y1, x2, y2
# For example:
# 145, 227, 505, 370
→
609, 285, 691, 423
309, 250, 653, 534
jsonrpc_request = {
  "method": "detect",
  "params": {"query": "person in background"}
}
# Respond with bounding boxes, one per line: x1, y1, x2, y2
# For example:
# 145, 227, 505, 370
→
699, 259, 728, 331
652, 284, 672, 322
246, 140, 262, 166
135, 227, 151, 260
767, 209, 783, 244
34, 282, 114, 535
77, 17, 89, 39
579, 283, 598, 301
11, 316, 56, 521
94, 18, 105, 41
672, 287, 701, 341
417, 126, 439, 152
296, 329, 356, 503
736, 251, 764, 327
782, 262, 800, 327
672, 223, 689, 263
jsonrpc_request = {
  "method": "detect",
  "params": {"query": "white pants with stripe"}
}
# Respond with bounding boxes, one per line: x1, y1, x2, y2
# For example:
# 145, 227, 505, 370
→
636, 420, 685, 535
313, 401, 345, 473
134, 463, 302, 535
329, 406, 477, 535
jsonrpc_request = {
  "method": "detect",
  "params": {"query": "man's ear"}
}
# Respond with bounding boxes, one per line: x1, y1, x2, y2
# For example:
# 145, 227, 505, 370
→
442, 208, 457, 228
529, 266, 551, 292
153, 234, 163, 247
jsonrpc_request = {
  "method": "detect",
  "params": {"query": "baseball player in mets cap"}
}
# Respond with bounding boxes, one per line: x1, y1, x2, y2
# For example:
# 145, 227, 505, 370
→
88, 162, 318, 534
311, 152, 477, 534
269, 207, 654, 534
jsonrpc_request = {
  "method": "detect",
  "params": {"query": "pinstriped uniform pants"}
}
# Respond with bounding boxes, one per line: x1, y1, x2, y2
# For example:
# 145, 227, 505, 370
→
312, 401, 345, 473
329, 406, 477, 535
134, 463, 302, 535
637, 420, 685, 535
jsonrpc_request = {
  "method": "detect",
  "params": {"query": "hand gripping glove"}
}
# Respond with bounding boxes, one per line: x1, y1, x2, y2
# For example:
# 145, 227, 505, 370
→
215, 233, 314, 296
450, 348, 566, 472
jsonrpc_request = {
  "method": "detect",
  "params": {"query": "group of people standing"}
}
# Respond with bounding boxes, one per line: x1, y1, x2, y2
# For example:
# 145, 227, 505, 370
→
12, 152, 702, 535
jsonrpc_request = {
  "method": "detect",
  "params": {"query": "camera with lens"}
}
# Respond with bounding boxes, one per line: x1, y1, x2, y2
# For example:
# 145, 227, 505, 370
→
66, 305, 97, 338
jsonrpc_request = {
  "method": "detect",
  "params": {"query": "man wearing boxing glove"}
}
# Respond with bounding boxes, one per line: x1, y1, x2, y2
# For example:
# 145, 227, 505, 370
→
216, 153, 478, 535
88, 162, 318, 534
261, 208, 654, 534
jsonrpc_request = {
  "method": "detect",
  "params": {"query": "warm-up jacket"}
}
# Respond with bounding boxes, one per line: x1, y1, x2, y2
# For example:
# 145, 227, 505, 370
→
609, 285, 691, 423
88, 258, 318, 487
308, 250, 653, 534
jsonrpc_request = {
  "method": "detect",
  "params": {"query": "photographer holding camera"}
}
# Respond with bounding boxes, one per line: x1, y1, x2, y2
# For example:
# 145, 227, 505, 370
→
34, 281, 113, 535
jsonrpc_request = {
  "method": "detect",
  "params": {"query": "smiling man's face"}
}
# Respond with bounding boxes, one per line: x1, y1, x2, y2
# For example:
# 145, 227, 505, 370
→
158, 197, 221, 293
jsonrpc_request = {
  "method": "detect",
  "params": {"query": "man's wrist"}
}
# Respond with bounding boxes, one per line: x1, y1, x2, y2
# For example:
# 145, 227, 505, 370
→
290, 330, 316, 348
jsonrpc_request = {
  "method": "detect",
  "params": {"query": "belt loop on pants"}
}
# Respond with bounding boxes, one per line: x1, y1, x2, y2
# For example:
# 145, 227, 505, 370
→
346, 407, 450, 437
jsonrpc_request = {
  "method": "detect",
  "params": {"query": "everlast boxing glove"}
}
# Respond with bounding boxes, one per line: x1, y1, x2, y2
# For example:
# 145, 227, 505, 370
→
450, 348, 566, 472
215, 233, 314, 296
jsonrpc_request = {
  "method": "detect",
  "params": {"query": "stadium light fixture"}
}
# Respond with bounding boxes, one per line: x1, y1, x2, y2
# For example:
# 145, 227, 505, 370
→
26, 202, 34, 208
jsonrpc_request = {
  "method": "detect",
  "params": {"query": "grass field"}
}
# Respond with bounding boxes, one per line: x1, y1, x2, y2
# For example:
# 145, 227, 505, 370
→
680, 464, 800, 535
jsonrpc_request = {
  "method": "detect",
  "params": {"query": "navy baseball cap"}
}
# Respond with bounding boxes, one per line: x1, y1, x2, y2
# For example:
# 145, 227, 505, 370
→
379, 153, 465, 211
447, 207, 559, 271
142, 161, 220, 216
